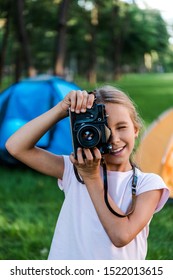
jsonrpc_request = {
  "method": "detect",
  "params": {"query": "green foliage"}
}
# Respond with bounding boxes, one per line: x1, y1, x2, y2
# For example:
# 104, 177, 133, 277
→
0, 0, 171, 79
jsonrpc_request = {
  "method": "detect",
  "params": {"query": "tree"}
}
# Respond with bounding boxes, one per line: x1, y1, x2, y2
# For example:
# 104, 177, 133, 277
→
0, 0, 170, 84
88, 4, 99, 84
0, 8, 10, 84
98, 1, 169, 77
54, 0, 70, 77
14, 0, 36, 80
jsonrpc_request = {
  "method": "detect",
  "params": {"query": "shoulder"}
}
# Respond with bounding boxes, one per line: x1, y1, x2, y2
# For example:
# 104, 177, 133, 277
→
136, 168, 170, 212
63, 155, 73, 167
136, 169, 167, 189
60, 155, 74, 178
58, 155, 75, 192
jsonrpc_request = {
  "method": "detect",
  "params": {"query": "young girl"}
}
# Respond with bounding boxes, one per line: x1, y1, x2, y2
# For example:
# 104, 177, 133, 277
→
6, 85, 169, 260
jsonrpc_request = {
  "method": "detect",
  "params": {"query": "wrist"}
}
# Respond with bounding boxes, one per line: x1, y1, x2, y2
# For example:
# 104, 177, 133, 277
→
84, 174, 103, 186
56, 102, 69, 119
59, 100, 70, 114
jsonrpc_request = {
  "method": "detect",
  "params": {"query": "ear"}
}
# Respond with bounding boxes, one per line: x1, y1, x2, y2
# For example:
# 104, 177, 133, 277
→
134, 126, 139, 139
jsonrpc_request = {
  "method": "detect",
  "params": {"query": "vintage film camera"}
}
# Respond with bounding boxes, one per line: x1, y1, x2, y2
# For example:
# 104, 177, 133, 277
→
69, 102, 112, 158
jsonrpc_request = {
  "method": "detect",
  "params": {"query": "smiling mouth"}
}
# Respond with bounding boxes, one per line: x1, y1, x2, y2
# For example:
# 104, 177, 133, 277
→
110, 145, 126, 155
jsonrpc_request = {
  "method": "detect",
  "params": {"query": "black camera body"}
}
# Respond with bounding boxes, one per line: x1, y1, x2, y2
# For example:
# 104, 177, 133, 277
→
69, 103, 112, 158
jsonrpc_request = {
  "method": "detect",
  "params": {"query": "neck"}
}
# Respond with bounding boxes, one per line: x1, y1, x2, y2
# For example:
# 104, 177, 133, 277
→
101, 158, 132, 172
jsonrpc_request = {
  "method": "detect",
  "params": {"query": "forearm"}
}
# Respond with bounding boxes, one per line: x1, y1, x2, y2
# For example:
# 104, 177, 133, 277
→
84, 176, 131, 247
6, 101, 67, 156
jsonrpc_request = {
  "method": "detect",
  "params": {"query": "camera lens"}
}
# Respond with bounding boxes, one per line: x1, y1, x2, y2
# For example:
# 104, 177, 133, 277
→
77, 125, 101, 148
82, 131, 94, 141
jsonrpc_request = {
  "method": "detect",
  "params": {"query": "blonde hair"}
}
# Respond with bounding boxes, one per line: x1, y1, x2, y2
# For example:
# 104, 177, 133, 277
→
95, 85, 143, 132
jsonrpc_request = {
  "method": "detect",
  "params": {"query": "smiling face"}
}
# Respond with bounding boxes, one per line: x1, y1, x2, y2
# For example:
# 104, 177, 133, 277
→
103, 103, 139, 172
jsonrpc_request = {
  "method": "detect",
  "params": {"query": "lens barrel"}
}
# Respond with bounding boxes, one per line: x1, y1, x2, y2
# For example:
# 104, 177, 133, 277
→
77, 124, 101, 148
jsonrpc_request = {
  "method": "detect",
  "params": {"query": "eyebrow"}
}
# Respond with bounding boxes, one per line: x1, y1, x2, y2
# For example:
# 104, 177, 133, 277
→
116, 122, 128, 125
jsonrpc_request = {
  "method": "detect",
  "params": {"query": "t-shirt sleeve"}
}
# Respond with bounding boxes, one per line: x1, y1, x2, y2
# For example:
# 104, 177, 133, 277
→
137, 172, 170, 213
57, 155, 73, 194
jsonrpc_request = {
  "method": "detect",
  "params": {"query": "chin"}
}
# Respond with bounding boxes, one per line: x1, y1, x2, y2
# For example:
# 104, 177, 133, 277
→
104, 157, 123, 167
104, 155, 130, 170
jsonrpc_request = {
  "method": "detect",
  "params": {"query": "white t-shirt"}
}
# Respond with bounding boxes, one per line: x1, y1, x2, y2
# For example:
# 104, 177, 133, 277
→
48, 156, 170, 260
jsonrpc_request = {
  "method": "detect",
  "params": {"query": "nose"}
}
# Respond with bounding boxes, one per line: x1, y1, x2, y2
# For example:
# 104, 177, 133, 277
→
109, 130, 120, 145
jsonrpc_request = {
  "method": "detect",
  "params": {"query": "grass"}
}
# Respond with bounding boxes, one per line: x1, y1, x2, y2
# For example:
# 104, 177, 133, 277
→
146, 201, 173, 260
0, 164, 64, 260
78, 73, 173, 125
117, 73, 173, 125
1, 73, 173, 260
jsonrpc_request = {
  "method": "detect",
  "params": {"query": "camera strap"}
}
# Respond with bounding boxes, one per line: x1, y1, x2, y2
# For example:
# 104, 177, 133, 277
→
102, 158, 137, 218
73, 158, 137, 218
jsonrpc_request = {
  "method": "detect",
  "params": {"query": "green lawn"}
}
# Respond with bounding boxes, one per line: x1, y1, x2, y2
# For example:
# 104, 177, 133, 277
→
117, 73, 173, 125
0, 73, 173, 260
0, 164, 64, 260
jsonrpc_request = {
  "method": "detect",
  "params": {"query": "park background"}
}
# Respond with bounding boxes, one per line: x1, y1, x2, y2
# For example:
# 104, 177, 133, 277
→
0, 0, 173, 260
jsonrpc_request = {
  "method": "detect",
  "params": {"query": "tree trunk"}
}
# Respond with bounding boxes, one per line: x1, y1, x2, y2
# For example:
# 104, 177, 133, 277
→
14, 50, 23, 82
15, 0, 36, 78
112, 4, 122, 80
87, 26, 97, 84
54, 0, 70, 77
87, 5, 98, 84
0, 14, 10, 84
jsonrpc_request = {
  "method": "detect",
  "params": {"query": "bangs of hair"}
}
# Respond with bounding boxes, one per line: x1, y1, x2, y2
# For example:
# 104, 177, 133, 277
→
95, 85, 143, 131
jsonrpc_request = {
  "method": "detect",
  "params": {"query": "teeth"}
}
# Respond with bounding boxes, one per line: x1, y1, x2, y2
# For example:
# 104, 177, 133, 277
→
112, 147, 124, 153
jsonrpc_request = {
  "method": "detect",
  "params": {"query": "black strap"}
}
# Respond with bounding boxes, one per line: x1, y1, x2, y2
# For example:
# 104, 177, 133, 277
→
73, 165, 85, 184
73, 159, 137, 217
102, 159, 137, 218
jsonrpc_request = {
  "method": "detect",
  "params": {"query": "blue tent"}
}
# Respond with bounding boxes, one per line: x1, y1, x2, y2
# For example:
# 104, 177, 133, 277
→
0, 75, 81, 164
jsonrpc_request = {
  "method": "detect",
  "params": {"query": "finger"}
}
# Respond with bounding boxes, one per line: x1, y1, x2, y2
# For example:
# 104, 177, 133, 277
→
87, 93, 95, 109
92, 147, 102, 161
75, 90, 83, 112
69, 90, 77, 112
70, 90, 85, 113
83, 148, 94, 162
69, 152, 77, 164
80, 91, 88, 112
76, 147, 85, 164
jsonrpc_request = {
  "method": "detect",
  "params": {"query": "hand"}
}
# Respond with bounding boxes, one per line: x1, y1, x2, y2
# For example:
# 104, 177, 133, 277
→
60, 90, 95, 113
70, 147, 102, 182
